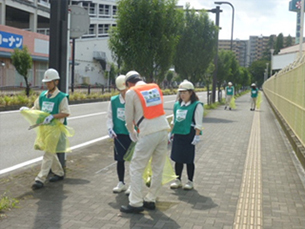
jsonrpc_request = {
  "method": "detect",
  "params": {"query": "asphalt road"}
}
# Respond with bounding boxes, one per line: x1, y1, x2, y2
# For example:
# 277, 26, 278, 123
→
0, 92, 210, 174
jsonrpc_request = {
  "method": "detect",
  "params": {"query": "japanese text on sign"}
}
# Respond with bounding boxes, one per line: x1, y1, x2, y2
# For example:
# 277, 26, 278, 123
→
0, 31, 23, 49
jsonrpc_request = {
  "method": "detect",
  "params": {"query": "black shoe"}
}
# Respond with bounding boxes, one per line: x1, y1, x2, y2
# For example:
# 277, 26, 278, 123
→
120, 204, 144, 213
250, 108, 253, 111
32, 181, 44, 190
143, 201, 156, 210
229, 107, 231, 110
49, 175, 64, 182
224, 106, 227, 110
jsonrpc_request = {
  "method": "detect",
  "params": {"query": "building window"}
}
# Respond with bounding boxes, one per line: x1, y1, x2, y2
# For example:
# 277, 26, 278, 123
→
113, 6, 117, 16
37, 0, 50, 7
83, 2, 96, 17
99, 4, 110, 18
82, 24, 96, 38
98, 24, 110, 37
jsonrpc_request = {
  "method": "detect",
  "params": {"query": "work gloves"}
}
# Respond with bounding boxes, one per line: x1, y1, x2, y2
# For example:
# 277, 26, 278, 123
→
168, 132, 174, 143
191, 135, 200, 145
108, 128, 117, 139
19, 106, 29, 111
43, 115, 54, 124
129, 130, 138, 142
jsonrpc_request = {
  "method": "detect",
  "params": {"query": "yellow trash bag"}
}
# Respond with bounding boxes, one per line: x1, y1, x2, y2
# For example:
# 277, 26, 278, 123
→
123, 141, 136, 161
20, 109, 75, 153
256, 91, 263, 109
229, 96, 236, 109
143, 156, 177, 187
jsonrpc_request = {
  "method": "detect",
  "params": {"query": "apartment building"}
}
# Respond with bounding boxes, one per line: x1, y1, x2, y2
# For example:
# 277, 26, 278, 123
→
219, 35, 296, 68
0, 0, 117, 88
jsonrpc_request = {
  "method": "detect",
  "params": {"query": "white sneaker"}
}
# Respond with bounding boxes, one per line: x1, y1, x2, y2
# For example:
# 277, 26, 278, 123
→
183, 180, 194, 190
170, 179, 182, 189
113, 182, 127, 193
125, 186, 130, 195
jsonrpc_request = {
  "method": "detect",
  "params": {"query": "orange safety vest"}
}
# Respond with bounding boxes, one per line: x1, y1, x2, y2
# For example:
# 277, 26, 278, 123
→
132, 83, 165, 120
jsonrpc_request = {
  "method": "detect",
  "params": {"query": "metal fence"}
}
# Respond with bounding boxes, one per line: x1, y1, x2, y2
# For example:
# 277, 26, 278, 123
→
263, 55, 305, 147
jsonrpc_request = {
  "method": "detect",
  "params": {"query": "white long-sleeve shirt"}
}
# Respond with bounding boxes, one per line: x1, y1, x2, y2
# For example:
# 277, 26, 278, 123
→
106, 93, 125, 130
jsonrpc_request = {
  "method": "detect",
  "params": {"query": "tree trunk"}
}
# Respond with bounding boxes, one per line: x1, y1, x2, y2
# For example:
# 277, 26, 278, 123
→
24, 76, 30, 97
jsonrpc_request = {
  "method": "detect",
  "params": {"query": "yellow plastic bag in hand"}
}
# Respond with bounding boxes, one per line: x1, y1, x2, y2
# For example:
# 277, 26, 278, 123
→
20, 109, 74, 153
143, 156, 177, 187
229, 96, 236, 109
256, 91, 263, 109
123, 141, 136, 161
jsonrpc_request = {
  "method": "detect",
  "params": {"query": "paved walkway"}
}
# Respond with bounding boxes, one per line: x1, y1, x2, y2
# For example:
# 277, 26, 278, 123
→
1, 93, 305, 229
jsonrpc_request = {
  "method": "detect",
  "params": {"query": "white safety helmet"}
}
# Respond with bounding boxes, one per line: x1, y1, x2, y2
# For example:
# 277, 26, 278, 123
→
251, 83, 256, 87
178, 80, 194, 91
115, 75, 126, 90
228, 82, 232, 86
125, 70, 142, 83
42, 68, 60, 82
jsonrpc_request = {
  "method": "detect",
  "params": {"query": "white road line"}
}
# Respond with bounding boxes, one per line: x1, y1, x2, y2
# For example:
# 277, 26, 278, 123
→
0, 115, 174, 176
0, 136, 109, 175
68, 112, 106, 120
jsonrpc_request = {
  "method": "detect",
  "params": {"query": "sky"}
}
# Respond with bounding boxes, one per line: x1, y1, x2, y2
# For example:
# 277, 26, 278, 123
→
177, 0, 297, 40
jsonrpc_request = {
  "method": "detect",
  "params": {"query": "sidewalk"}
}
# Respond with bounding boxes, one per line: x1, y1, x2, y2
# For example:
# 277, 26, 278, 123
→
1, 93, 305, 229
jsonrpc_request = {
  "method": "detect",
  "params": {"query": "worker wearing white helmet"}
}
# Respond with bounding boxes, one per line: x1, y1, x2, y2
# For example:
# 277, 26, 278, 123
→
120, 70, 170, 213
169, 80, 203, 191
20, 68, 71, 190
224, 82, 234, 110
250, 83, 259, 111
106, 75, 132, 194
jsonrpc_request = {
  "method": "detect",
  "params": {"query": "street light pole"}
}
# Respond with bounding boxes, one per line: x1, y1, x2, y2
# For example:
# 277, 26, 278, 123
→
211, 6, 222, 103
215, 1, 235, 51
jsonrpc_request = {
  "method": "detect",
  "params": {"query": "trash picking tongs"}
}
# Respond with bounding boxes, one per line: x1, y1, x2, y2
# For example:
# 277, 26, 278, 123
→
28, 122, 44, 130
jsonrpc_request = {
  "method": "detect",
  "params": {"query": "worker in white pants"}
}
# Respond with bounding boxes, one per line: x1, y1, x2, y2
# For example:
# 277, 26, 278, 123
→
120, 71, 170, 213
35, 152, 65, 183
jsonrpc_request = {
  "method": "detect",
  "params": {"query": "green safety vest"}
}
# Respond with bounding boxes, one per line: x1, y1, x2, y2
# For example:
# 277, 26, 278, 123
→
172, 101, 202, 135
251, 88, 259, 98
226, 86, 234, 96
39, 90, 68, 125
111, 95, 129, 135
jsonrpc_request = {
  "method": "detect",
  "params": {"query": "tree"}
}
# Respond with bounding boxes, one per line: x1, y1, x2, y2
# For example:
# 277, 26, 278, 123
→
11, 46, 33, 97
202, 62, 214, 104
108, 0, 183, 83
174, 5, 217, 83
285, 35, 293, 47
217, 50, 239, 89
274, 33, 284, 54
248, 60, 268, 87
237, 67, 251, 91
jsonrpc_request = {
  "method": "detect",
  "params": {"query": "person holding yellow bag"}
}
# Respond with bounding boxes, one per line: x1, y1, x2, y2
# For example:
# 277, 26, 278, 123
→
120, 71, 170, 213
250, 83, 259, 111
106, 75, 132, 194
169, 80, 203, 190
224, 82, 234, 110
20, 68, 70, 190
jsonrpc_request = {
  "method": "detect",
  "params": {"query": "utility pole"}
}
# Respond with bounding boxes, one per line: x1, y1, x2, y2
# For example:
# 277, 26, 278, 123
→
49, 0, 69, 168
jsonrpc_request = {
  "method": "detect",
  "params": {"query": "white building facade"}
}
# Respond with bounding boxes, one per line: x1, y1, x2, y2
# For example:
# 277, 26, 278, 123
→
0, 0, 117, 88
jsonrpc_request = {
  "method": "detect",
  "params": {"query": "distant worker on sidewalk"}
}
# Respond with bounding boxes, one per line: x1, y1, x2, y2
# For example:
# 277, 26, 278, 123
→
250, 83, 259, 111
106, 75, 132, 194
120, 71, 170, 213
169, 80, 203, 190
224, 82, 234, 110
20, 68, 70, 190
